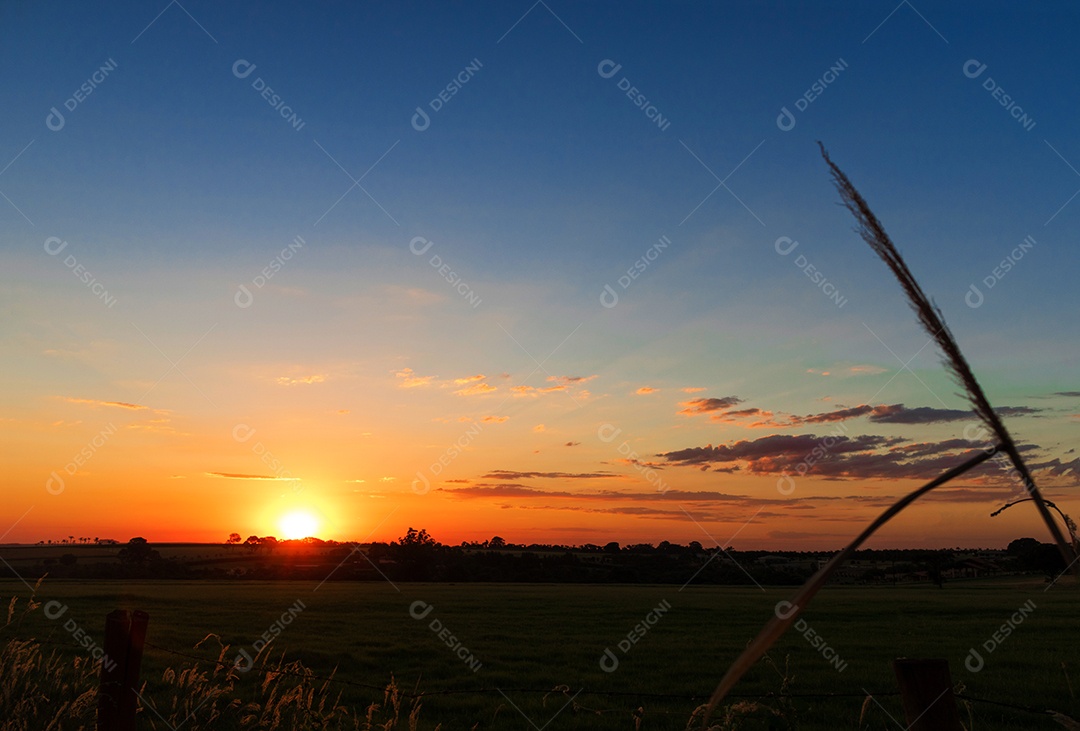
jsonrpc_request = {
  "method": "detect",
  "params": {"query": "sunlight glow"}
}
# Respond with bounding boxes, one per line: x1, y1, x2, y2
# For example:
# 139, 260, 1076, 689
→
279, 511, 319, 540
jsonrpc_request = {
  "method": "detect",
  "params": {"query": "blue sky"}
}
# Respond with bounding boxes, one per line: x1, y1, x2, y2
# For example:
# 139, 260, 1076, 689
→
2, 1, 1078, 547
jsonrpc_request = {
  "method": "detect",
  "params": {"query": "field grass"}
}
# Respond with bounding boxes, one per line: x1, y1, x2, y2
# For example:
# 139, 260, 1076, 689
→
2, 577, 1076, 729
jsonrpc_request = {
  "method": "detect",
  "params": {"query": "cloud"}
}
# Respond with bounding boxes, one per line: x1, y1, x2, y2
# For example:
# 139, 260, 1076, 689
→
681, 387, 707, 393
206, 472, 295, 480
867, 404, 1041, 424
455, 381, 497, 396
995, 406, 1042, 417
481, 470, 620, 480
65, 397, 148, 411
747, 403, 1044, 429
867, 404, 973, 424
275, 374, 326, 386
442, 485, 776, 503
656, 431, 1059, 483
612, 457, 665, 469
124, 418, 183, 435
1054, 391, 1080, 398
533, 424, 546, 432
636, 387, 658, 395
482, 415, 509, 423
809, 365, 889, 377
547, 375, 597, 386
510, 384, 569, 397
565, 441, 580, 447
678, 396, 743, 416
454, 374, 487, 385
710, 407, 776, 425
395, 368, 434, 388
848, 365, 889, 375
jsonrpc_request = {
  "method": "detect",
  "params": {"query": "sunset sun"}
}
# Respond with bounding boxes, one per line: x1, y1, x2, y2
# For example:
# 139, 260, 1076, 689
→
279, 511, 319, 540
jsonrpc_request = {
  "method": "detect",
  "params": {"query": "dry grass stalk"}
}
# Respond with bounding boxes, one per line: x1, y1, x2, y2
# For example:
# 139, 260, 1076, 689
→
703, 146, 1076, 724
818, 143, 1074, 569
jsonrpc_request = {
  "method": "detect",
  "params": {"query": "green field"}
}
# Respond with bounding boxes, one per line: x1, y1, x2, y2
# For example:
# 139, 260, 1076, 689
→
2, 577, 1076, 729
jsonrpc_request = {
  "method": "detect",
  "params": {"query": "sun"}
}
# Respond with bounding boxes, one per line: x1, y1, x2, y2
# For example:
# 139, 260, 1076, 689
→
279, 511, 319, 540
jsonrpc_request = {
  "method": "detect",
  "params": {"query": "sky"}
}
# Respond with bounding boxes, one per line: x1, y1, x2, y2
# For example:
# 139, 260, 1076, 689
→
1, 1, 1078, 549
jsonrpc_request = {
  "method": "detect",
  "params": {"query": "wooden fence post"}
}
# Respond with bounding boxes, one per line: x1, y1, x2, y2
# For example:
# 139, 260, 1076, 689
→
892, 658, 962, 731
97, 609, 149, 731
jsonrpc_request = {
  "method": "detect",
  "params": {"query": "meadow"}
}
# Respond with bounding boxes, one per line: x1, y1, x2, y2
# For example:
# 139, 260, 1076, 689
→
1, 577, 1075, 729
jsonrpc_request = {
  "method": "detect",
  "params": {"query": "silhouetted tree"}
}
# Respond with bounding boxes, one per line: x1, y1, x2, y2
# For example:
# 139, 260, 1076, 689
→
118, 537, 161, 566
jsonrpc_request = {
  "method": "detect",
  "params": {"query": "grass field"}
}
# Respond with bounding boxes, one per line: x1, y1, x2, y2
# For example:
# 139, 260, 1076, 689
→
2, 577, 1076, 729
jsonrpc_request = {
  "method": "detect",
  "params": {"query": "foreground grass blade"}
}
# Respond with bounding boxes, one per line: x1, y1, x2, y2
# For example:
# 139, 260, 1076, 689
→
705, 146, 1077, 724
818, 143, 1075, 570
703, 447, 998, 722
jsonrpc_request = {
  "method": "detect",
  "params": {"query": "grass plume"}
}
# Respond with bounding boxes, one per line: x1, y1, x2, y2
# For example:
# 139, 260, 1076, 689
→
702, 145, 1077, 725
817, 142, 1074, 570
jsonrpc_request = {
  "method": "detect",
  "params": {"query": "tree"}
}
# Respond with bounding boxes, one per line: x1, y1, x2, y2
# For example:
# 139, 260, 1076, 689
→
118, 537, 161, 566
488, 535, 506, 549
1007, 537, 1040, 556
244, 535, 261, 551
226, 533, 242, 545
393, 528, 439, 580
400, 528, 436, 547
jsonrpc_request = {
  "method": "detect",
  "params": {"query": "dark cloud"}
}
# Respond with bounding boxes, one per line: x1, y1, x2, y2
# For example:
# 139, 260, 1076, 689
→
656, 433, 1019, 481
481, 470, 620, 480
755, 403, 1041, 428
446, 485, 766, 502
1054, 392, 1080, 398
660, 434, 899, 466
994, 406, 1042, 417
800, 405, 875, 423
679, 396, 743, 416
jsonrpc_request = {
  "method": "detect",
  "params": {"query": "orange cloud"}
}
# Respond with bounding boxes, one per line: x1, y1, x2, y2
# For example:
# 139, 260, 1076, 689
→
395, 368, 435, 388
636, 387, 658, 395
455, 381, 497, 396
680, 387, 706, 393
482, 415, 509, 423
275, 374, 326, 386
678, 396, 742, 416
64, 397, 147, 411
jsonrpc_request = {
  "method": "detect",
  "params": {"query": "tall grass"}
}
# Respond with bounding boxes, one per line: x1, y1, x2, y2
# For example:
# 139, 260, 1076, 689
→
703, 145, 1077, 723
1, 592, 429, 731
